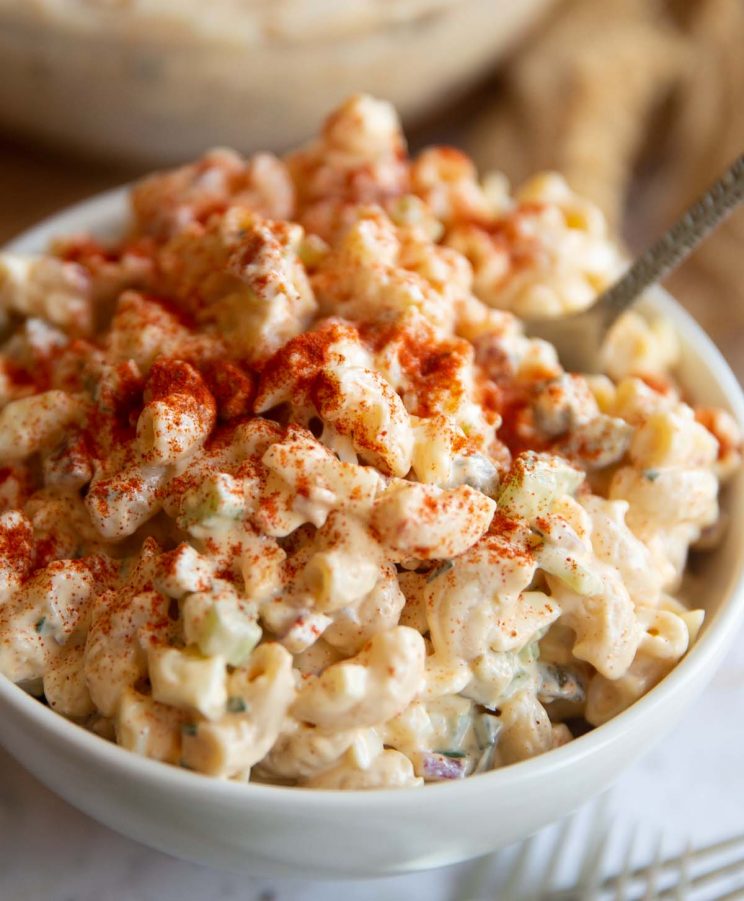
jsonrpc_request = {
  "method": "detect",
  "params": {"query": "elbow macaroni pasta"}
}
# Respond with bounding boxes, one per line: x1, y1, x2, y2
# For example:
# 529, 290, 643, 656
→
0, 95, 739, 789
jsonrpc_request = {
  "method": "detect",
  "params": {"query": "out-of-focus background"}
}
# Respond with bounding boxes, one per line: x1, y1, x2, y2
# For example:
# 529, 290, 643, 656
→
1, 0, 742, 375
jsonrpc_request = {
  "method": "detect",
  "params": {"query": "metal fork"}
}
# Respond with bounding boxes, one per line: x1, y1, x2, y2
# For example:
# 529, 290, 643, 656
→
454, 798, 744, 900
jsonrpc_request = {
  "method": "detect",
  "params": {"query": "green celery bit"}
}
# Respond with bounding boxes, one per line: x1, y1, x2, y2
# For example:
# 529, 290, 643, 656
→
181, 474, 245, 526
474, 713, 503, 750
498, 452, 584, 522
518, 641, 540, 666
536, 543, 603, 596
198, 604, 261, 667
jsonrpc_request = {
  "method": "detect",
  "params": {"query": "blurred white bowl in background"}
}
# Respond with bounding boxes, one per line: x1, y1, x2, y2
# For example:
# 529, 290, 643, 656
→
0, 0, 554, 164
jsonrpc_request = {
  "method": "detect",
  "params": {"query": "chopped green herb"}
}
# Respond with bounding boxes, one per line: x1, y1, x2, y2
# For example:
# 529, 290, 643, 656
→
34, 617, 46, 634
182, 723, 198, 737
427, 560, 453, 583
644, 469, 660, 482
436, 749, 467, 759
226, 696, 247, 714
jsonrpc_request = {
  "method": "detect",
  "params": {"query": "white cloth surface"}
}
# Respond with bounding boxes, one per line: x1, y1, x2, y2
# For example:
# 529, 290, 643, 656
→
1, 629, 742, 901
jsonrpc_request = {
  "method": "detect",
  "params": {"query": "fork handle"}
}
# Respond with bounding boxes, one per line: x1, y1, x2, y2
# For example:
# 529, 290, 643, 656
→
599, 153, 744, 327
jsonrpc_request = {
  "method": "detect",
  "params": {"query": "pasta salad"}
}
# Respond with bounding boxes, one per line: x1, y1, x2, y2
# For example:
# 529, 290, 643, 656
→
0, 96, 740, 789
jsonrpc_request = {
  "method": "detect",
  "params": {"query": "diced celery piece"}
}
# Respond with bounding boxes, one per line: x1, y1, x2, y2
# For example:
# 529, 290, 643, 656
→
451, 711, 471, 749
180, 473, 246, 527
474, 745, 496, 773
201, 605, 261, 666
498, 452, 584, 522
504, 668, 532, 699
182, 591, 261, 666
535, 543, 603, 596
518, 640, 540, 666
474, 713, 502, 750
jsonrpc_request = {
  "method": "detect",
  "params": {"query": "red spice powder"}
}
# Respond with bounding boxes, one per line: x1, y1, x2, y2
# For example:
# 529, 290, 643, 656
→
488, 511, 523, 539
494, 385, 542, 456
1, 359, 36, 392
138, 291, 199, 333
0, 514, 34, 576
484, 527, 533, 564
199, 359, 256, 422
145, 358, 214, 409
1, 335, 94, 397
394, 329, 468, 417
56, 235, 121, 266
33, 536, 59, 571
255, 320, 358, 409
82, 361, 145, 457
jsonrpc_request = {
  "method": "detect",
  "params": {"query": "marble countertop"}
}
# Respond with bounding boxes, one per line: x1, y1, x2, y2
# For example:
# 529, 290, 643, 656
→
2, 628, 743, 901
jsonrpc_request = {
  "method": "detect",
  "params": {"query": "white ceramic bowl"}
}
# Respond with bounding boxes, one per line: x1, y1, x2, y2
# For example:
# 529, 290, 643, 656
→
1, 191, 743, 879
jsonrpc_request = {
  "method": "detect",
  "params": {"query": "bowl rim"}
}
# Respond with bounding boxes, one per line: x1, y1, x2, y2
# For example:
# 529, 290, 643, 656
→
2, 186, 744, 813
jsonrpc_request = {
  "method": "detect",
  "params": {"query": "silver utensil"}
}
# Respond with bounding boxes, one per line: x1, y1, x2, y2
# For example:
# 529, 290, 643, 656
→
525, 153, 744, 373
543, 829, 744, 900
455, 795, 744, 900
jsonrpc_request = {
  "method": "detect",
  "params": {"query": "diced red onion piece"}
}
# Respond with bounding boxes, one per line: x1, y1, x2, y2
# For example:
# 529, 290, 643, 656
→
420, 752, 470, 781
